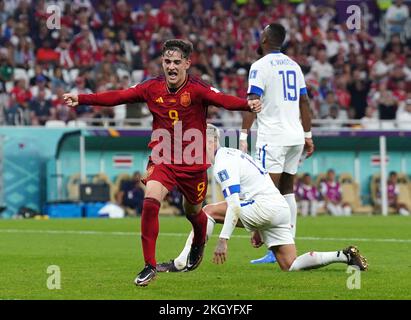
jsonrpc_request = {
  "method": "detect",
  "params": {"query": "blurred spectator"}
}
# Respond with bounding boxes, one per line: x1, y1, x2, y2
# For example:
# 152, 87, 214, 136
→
319, 92, 339, 119
0, 49, 13, 91
29, 65, 50, 86
371, 50, 394, 80
52, 87, 74, 122
30, 75, 52, 100
310, 49, 334, 80
377, 83, 398, 128
376, 171, 410, 216
396, 95, 411, 129
334, 78, 351, 111
50, 67, 69, 92
323, 29, 340, 59
29, 89, 54, 125
0, 87, 8, 125
55, 39, 74, 69
4, 94, 30, 125
320, 169, 352, 216
348, 69, 372, 119
70, 76, 93, 118
116, 171, 145, 216
403, 55, 411, 80
385, 0, 409, 39
13, 37, 34, 69
361, 106, 380, 129
10, 78, 31, 109
296, 173, 319, 217
322, 105, 347, 129
166, 186, 184, 215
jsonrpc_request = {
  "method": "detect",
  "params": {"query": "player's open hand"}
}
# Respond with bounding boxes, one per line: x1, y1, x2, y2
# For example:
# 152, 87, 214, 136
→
213, 238, 228, 264
248, 99, 261, 113
63, 93, 79, 107
304, 138, 315, 158
250, 231, 263, 248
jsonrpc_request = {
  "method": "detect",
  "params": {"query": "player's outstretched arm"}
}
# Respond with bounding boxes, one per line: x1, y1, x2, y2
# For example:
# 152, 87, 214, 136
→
203, 87, 261, 113
213, 193, 241, 265
63, 86, 145, 108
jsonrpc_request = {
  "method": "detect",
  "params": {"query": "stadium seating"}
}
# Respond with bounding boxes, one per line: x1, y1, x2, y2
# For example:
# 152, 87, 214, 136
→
339, 173, 373, 215
67, 120, 88, 128
397, 173, 411, 210
45, 120, 67, 128
92, 173, 115, 202
159, 200, 181, 216
67, 173, 82, 201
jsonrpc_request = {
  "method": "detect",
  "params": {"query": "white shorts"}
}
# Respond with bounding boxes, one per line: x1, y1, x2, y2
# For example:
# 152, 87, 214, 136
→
256, 144, 304, 175
239, 199, 294, 248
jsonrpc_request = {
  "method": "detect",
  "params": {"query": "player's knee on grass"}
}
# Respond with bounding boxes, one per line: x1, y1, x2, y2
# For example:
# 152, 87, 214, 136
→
271, 245, 297, 271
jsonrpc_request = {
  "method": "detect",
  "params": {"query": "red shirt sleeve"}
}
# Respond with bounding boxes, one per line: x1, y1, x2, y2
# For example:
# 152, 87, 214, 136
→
78, 84, 147, 106
201, 86, 251, 111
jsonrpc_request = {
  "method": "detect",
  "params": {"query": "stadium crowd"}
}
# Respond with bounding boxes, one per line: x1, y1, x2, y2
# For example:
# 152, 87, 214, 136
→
0, 0, 411, 128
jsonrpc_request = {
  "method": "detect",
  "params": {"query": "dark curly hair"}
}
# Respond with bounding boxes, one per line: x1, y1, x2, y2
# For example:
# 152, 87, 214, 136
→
162, 39, 193, 59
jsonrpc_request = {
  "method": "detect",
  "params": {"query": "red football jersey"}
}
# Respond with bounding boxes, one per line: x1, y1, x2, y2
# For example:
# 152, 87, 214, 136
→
79, 75, 251, 171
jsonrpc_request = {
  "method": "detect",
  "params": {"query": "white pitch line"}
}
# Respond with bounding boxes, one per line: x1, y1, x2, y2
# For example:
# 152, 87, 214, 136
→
0, 229, 411, 244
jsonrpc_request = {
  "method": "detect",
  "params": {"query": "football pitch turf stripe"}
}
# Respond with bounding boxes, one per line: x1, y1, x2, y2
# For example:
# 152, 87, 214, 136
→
1, 228, 411, 243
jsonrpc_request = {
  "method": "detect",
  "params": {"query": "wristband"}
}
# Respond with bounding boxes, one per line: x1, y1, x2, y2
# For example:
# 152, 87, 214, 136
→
239, 132, 248, 141
304, 131, 312, 139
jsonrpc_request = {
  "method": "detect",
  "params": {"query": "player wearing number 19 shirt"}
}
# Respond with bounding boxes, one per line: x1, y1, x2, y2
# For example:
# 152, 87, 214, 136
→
240, 23, 314, 264
63, 39, 261, 286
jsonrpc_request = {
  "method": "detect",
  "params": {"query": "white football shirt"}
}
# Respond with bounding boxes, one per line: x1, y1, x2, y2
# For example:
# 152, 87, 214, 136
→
248, 52, 307, 147
213, 147, 284, 204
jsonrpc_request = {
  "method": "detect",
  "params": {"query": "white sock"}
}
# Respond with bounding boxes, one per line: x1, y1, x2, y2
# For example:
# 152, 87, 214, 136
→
399, 207, 410, 216
310, 201, 317, 217
343, 205, 352, 216
173, 214, 216, 270
327, 203, 340, 216
284, 193, 297, 238
300, 200, 309, 217
289, 251, 348, 271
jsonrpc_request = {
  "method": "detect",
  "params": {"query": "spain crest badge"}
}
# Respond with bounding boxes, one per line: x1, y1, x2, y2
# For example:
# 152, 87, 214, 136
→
180, 92, 191, 107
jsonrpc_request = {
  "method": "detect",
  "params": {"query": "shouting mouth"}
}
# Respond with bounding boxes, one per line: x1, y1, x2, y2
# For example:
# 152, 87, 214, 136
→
168, 71, 178, 80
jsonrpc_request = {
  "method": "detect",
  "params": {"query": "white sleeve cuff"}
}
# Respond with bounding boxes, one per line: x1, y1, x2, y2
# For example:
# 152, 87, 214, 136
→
304, 131, 312, 139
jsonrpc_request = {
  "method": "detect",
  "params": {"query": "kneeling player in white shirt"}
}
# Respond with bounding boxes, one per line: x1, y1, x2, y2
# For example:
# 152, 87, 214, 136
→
156, 125, 368, 272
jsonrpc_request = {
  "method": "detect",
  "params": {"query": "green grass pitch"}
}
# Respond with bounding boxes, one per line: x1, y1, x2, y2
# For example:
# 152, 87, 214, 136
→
0, 216, 410, 300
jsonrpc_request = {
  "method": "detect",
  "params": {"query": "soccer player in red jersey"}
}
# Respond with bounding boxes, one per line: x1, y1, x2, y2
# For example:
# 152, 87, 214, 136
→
63, 39, 261, 286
